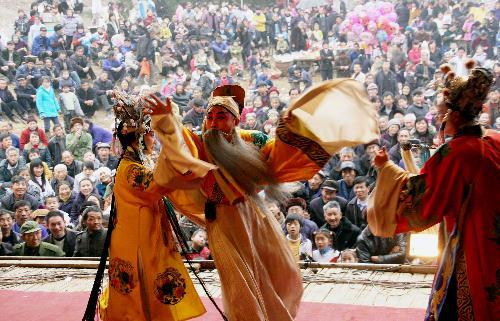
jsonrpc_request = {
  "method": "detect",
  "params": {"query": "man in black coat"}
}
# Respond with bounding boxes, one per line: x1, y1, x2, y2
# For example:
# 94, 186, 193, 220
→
73, 206, 107, 257
319, 42, 334, 81
61, 150, 83, 178
76, 80, 98, 117
14, 75, 37, 112
321, 200, 360, 251
344, 176, 370, 230
47, 124, 66, 165
375, 60, 398, 96
93, 72, 114, 113
310, 179, 348, 227
43, 211, 78, 257
356, 226, 407, 264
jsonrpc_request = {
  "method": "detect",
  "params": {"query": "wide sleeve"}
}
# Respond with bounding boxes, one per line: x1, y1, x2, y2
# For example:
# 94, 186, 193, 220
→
368, 142, 470, 237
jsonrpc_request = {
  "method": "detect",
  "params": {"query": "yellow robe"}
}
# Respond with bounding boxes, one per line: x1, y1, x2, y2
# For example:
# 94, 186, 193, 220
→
151, 79, 379, 321
102, 148, 206, 321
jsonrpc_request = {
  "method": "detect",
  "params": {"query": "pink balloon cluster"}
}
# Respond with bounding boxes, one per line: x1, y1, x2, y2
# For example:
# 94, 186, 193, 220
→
340, 1, 399, 46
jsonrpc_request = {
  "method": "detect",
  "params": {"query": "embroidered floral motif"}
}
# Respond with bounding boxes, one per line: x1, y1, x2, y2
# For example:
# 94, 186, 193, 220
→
154, 267, 187, 305
126, 164, 153, 191
109, 257, 136, 295
249, 131, 269, 150
456, 249, 474, 321
485, 269, 500, 302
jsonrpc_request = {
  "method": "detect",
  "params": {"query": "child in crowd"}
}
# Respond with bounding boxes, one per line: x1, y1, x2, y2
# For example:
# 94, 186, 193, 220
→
20, 116, 49, 150
312, 229, 340, 263
186, 228, 211, 260
339, 249, 359, 263
285, 214, 312, 261
59, 84, 84, 133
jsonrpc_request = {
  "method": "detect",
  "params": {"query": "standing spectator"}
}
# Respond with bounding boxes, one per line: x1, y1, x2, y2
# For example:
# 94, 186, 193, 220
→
319, 42, 334, 81
65, 117, 92, 161
321, 201, 360, 251
12, 221, 64, 256
375, 60, 398, 96
407, 88, 430, 119
284, 214, 313, 261
309, 180, 349, 227
43, 211, 77, 257
337, 161, 358, 202
73, 206, 107, 257
335, 50, 351, 78
356, 227, 407, 264
59, 84, 83, 132
290, 21, 307, 52
415, 55, 436, 88
448, 47, 469, 77
36, 77, 61, 134
61, 9, 82, 48
47, 125, 66, 166
344, 176, 370, 230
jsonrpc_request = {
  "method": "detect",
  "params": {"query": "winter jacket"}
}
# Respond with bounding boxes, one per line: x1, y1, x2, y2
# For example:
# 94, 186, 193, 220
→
20, 128, 48, 151
356, 227, 407, 264
344, 197, 368, 230
31, 35, 51, 56
65, 132, 93, 161
73, 228, 107, 257
309, 196, 348, 227
36, 85, 60, 118
321, 216, 361, 251
87, 122, 112, 147
43, 228, 78, 257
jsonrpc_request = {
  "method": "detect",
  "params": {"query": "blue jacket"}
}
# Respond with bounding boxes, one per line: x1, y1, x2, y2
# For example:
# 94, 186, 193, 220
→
31, 35, 51, 56
36, 86, 60, 118
102, 59, 125, 72
88, 122, 112, 147
337, 179, 356, 202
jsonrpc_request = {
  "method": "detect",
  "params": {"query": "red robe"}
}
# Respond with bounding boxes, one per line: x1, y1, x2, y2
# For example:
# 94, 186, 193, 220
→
368, 126, 500, 321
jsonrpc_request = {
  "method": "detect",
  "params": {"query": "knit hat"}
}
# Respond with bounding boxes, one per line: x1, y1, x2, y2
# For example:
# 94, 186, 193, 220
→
70, 117, 84, 129
388, 119, 401, 128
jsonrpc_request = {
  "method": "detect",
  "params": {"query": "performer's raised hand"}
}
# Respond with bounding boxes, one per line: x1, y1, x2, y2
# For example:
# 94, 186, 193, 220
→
373, 146, 389, 168
143, 94, 172, 116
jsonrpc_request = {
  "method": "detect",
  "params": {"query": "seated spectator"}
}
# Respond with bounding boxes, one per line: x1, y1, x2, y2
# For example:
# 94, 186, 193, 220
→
338, 249, 359, 263
321, 201, 360, 251
0, 121, 20, 149
83, 119, 113, 149
23, 132, 53, 167
28, 158, 54, 199
19, 116, 48, 150
344, 177, 370, 230
73, 161, 96, 194
186, 228, 211, 260
47, 125, 66, 165
285, 213, 313, 261
95, 167, 112, 198
26, 148, 52, 179
309, 180, 348, 227
43, 195, 71, 225
18, 167, 42, 204
58, 70, 78, 92
0, 133, 13, 160
73, 206, 107, 257
0, 227, 13, 255
0, 209, 21, 246
356, 226, 408, 264
13, 221, 64, 256
312, 229, 339, 263
77, 81, 98, 118
182, 99, 205, 132
2, 177, 40, 211
0, 78, 28, 122
336, 161, 359, 202
284, 197, 318, 242
70, 178, 95, 224
43, 211, 77, 257
288, 67, 312, 91
32, 208, 49, 228
15, 56, 41, 88
402, 113, 416, 132
388, 128, 411, 165
407, 88, 429, 119
66, 117, 93, 161
51, 164, 75, 194
93, 72, 114, 114
61, 150, 83, 178
83, 150, 101, 170
0, 147, 26, 196
102, 52, 126, 82
58, 181, 76, 216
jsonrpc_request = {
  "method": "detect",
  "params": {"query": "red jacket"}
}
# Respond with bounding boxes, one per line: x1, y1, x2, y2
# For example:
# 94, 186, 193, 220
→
19, 128, 48, 150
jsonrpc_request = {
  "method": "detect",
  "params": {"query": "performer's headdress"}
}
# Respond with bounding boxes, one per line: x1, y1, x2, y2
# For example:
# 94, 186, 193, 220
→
439, 61, 494, 120
112, 90, 151, 162
207, 85, 245, 118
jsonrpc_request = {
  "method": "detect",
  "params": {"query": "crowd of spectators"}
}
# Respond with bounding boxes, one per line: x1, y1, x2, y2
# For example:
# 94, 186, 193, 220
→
0, 0, 498, 264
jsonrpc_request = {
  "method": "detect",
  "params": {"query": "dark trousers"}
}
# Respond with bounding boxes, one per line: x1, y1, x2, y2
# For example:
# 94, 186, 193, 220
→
17, 98, 36, 112
63, 111, 77, 133
320, 69, 333, 81
1, 101, 26, 119
81, 102, 97, 117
